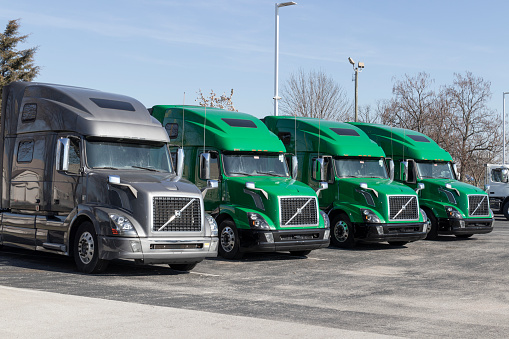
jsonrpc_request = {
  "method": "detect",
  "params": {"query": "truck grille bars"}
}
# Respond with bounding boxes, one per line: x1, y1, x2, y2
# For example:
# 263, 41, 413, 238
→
468, 195, 490, 216
153, 197, 202, 232
280, 197, 319, 226
388, 196, 419, 221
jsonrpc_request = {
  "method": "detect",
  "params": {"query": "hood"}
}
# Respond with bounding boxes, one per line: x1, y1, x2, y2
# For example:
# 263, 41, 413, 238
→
85, 170, 202, 214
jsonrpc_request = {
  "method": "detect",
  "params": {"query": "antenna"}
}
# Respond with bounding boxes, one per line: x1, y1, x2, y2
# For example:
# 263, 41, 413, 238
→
318, 114, 321, 159
203, 106, 207, 154
182, 92, 185, 149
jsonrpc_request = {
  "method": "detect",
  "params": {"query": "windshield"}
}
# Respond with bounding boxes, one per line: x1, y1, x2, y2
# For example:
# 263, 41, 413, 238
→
334, 158, 388, 179
85, 140, 173, 172
223, 153, 289, 177
416, 161, 454, 179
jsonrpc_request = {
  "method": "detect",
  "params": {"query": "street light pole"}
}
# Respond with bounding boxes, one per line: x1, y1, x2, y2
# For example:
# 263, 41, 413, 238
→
274, 2, 296, 116
504, 92, 509, 164
348, 57, 364, 122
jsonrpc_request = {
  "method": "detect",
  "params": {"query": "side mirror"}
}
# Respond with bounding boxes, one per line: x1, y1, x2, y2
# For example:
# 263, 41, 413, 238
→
416, 183, 425, 193
108, 175, 121, 184
199, 152, 211, 180
484, 184, 490, 192
176, 148, 185, 178
201, 179, 218, 197
502, 168, 509, 183
312, 158, 325, 181
389, 159, 394, 181
56, 138, 70, 171
291, 155, 298, 179
453, 163, 460, 180
316, 181, 328, 196
401, 161, 408, 182
360, 182, 368, 189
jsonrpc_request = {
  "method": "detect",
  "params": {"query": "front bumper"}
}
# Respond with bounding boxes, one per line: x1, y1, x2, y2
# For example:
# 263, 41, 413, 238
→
438, 217, 494, 235
98, 235, 218, 264
238, 228, 330, 253
357, 222, 427, 243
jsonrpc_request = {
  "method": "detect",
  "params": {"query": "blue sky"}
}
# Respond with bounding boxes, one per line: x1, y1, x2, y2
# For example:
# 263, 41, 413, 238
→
1, 0, 508, 119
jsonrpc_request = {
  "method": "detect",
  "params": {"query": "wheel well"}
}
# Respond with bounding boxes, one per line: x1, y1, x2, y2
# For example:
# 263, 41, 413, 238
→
421, 206, 436, 220
215, 213, 234, 226
69, 215, 93, 257
328, 208, 348, 223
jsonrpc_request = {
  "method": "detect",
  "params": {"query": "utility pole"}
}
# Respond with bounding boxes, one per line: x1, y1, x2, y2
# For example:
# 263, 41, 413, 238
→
348, 57, 364, 122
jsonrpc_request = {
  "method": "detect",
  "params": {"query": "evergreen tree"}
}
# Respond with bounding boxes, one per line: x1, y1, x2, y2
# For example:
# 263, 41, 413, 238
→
0, 19, 40, 110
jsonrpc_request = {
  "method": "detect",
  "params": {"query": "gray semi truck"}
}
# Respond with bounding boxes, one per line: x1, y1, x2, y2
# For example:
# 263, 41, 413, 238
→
0, 82, 218, 273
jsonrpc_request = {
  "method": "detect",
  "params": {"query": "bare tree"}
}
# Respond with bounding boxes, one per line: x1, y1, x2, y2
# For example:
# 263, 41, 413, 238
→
358, 104, 380, 124
280, 69, 352, 120
445, 72, 502, 182
196, 89, 237, 111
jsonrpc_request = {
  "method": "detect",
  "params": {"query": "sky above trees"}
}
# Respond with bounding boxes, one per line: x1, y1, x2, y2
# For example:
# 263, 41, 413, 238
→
1, 0, 508, 118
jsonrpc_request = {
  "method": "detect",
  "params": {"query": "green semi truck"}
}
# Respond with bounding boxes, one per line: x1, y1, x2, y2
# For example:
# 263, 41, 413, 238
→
150, 105, 330, 259
264, 116, 428, 248
351, 123, 494, 239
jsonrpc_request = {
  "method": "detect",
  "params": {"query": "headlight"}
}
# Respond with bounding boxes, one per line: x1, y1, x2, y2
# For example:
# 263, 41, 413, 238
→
320, 210, 330, 229
205, 213, 218, 236
109, 214, 138, 236
420, 208, 428, 222
445, 206, 462, 219
360, 208, 381, 223
247, 212, 270, 230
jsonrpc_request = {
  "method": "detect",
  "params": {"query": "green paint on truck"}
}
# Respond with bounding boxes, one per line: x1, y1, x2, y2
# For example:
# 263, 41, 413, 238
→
351, 123, 494, 239
264, 116, 428, 248
151, 105, 329, 258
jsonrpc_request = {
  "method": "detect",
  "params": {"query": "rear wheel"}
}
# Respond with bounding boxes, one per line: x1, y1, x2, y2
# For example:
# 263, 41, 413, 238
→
330, 213, 355, 248
425, 210, 439, 240
388, 241, 408, 246
218, 219, 242, 259
290, 250, 311, 256
73, 222, 109, 274
169, 263, 198, 271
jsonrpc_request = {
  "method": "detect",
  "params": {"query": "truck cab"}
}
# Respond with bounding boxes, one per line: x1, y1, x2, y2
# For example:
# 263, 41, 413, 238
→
352, 123, 494, 239
151, 105, 330, 259
264, 116, 428, 248
485, 163, 509, 218
0, 82, 218, 273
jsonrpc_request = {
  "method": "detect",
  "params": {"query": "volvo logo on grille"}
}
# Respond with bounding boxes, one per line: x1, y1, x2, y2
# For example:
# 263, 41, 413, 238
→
174, 210, 181, 218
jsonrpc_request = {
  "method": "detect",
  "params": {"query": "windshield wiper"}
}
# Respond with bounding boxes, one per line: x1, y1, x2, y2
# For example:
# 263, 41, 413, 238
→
256, 171, 287, 177
131, 166, 160, 172
228, 171, 250, 176
93, 166, 118, 170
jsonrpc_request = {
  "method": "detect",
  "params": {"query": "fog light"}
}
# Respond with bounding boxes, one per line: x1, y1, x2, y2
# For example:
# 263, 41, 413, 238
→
459, 220, 465, 228
324, 229, 330, 239
210, 239, 218, 251
423, 223, 428, 233
130, 240, 142, 252
265, 232, 274, 243
376, 225, 384, 235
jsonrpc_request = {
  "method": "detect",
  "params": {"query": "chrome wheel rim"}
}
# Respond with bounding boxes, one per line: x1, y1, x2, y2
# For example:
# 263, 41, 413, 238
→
334, 221, 349, 242
221, 226, 235, 252
77, 231, 95, 264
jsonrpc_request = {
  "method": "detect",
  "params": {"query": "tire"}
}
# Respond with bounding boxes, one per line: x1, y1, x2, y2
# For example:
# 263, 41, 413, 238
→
503, 201, 509, 220
425, 210, 439, 240
290, 250, 312, 256
330, 213, 355, 248
218, 219, 242, 259
388, 241, 408, 246
456, 234, 473, 239
169, 263, 198, 271
73, 222, 109, 274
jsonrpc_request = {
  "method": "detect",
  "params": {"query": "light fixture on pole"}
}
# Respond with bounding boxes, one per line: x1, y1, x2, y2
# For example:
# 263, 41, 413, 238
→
504, 92, 509, 164
348, 57, 364, 122
274, 1, 297, 116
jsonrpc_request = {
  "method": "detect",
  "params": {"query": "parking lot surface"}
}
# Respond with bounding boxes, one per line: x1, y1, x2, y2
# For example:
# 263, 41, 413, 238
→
1, 216, 509, 338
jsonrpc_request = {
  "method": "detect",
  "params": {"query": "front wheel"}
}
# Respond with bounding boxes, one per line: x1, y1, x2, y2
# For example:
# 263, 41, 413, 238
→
330, 213, 355, 248
503, 201, 509, 220
169, 263, 198, 271
73, 222, 109, 274
425, 210, 439, 240
218, 219, 242, 259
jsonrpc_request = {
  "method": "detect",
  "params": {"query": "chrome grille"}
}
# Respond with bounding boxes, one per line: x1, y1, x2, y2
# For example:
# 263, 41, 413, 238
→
468, 195, 489, 216
280, 197, 318, 226
388, 196, 419, 221
152, 197, 201, 232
